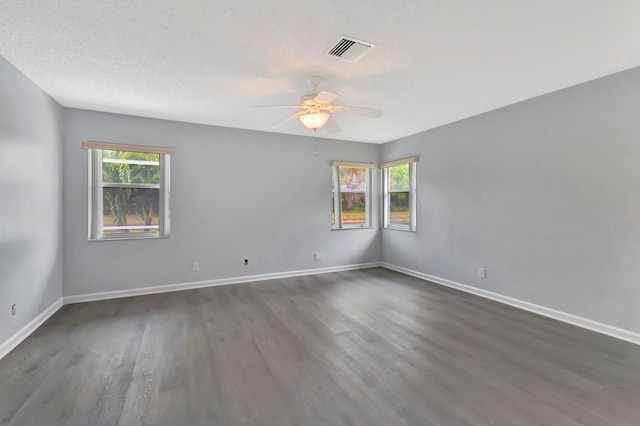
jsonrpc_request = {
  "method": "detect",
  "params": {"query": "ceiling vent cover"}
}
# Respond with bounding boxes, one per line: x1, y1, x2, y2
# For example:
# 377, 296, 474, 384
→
326, 36, 376, 63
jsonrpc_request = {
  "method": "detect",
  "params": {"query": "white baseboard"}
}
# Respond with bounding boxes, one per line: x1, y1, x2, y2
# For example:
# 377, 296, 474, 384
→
2, 263, 381, 360
0, 298, 64, 361
64, 262, 383, 305
9, 262, 635, 362
381, 263, 640, 346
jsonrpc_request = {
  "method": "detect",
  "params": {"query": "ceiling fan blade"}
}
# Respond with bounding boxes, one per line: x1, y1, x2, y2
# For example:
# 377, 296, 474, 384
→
330, 105, 382, 118
323, 116, 341, 134
313, 90, 339, 105
272, 110, 308, 128
254, 104, 304, 109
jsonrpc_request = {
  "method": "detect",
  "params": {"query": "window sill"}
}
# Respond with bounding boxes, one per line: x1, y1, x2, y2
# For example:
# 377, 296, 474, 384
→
331, 226, 373, 231
383, 226, 415, 233
89, 234, 169, 241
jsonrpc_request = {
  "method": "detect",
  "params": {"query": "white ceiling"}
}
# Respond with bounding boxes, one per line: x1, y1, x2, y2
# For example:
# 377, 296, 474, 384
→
1, 1, 640, 144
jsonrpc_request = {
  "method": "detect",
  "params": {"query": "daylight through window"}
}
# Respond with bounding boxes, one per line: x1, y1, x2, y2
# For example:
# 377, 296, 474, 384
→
83, 141, 172, 240
382, 157, 417, 231
332, 161, 374, 229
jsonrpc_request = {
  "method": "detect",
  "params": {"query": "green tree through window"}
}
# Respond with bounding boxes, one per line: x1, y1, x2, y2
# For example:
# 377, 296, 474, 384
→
382, 158, 417, 231
84, 141, 172, 240
102, 150, 161, 234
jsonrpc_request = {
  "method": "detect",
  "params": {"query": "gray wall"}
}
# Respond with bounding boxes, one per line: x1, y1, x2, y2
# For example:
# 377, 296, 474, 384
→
5, 47, 638, 344
0, 56, 63, 344
382, 66, 640, 334
63, 109, 381, 296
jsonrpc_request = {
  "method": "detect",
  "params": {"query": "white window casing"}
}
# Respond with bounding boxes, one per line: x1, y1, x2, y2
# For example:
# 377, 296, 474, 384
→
381, 157, 417, 232
331, 161, 375, 229
83, 141, 172, 240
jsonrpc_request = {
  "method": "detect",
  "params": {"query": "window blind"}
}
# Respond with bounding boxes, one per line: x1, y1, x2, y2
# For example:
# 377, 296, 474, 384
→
380, 156, 417, 169
82, 141, 174, 155
331, 160, 376, 168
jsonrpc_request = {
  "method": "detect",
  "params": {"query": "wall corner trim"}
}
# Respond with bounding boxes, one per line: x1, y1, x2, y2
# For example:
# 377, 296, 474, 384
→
0, 298, 64, 361
381, 263, 640, 347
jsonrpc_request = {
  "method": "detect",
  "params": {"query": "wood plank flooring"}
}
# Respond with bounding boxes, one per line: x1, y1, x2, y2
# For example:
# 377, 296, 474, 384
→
1, 268, 640, 425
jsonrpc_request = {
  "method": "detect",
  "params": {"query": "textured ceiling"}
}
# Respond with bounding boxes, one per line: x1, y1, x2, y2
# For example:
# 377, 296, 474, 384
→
1, 1, 640, 143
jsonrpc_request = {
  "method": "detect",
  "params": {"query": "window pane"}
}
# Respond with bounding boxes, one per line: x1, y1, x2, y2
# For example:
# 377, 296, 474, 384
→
341, 193, 367, 225
389, 164, 409, 191
103, 150, 160, 184
103, 187, 160, 235
339, 167, 366, 190
390, 192, 410, 225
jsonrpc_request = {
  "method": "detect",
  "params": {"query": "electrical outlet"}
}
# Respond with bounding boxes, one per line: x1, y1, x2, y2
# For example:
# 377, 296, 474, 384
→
192, 262, 199, 272
244, 259, 249, 266
478, 268, 486, 278
314, 253, 320, 261
11, 304, 16, 316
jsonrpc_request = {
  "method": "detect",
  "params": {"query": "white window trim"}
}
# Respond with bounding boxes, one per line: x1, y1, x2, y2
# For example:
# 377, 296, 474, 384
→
332, 161, 374, 230
382, 157, 417, 232
84, 141, 172, 241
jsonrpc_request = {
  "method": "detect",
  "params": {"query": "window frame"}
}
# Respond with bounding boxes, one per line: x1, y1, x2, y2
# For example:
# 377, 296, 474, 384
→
83, 141, 173, 241
382, 157, 417, 232
331, 161, 375, 230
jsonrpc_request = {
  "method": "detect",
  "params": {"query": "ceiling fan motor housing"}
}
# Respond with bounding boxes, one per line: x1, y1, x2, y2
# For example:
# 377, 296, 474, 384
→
301, 92, 322, 104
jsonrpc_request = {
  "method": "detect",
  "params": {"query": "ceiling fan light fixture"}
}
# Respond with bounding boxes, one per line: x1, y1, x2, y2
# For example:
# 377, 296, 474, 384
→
299, 111, 330, 130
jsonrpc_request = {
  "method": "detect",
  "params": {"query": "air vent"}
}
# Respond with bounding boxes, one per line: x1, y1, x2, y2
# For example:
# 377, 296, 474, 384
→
326, 36, 376, 63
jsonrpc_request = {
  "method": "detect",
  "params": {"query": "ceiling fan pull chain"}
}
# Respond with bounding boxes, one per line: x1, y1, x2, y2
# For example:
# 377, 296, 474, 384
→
313, 133, 318, 156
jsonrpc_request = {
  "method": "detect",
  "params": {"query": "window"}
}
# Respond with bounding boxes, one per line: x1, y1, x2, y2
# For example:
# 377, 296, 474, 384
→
83, 141, 172, 240
382, 157, 417, 231
332, 161, 374, 229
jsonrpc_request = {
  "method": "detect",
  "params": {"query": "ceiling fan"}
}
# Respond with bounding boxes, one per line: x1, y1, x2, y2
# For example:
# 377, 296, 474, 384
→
258, 76, 382, 134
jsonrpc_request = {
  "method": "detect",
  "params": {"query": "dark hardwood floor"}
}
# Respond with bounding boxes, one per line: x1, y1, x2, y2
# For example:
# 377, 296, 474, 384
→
2, 268, 640, 425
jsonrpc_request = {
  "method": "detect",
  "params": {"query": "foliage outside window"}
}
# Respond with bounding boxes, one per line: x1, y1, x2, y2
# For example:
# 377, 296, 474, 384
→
332, 161, 374, 229
382, 157, 417, 231
83, 141, 172, 240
